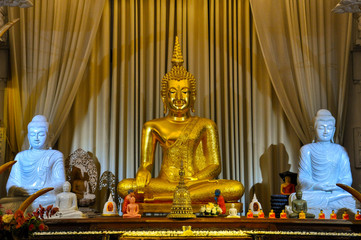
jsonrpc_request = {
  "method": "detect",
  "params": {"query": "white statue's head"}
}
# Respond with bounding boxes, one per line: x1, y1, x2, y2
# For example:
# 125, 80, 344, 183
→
27, 115, 49, 150
63, 181, 71, 192
313, 109, 336, 143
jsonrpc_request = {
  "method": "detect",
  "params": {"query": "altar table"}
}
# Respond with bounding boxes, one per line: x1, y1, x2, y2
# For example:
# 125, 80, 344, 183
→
31, 216, 361, 240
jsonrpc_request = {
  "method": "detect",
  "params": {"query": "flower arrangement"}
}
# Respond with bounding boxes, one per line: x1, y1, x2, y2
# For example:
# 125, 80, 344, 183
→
199, 202, 223, 216
0, 204, 58, 240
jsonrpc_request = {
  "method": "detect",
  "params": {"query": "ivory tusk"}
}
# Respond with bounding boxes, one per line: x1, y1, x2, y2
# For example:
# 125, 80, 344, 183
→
18, 187, 54, 212
336, 183, 361, 203
0, 18, 20, 38
0, 160, 16, 174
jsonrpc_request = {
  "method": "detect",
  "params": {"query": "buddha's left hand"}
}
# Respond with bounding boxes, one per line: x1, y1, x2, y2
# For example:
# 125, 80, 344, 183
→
315, 183, 338, 192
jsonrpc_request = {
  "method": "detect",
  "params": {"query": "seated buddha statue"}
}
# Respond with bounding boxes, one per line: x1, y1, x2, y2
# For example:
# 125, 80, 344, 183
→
117, 37, 244, 203
297, 109, 357, 215
71, 166, 96, 207
53, 181, 85, 218
289, 191, 314, 218
123, 196, 141, 218
280, 175, 295, 195
3, 115, 65, 211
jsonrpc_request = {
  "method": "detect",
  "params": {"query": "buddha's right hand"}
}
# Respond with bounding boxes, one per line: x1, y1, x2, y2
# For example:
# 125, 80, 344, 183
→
136, 169, 151, 194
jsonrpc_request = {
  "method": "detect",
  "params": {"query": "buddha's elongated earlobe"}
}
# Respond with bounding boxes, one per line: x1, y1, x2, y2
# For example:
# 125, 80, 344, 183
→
162, 98, 168, 114
189, 94, 196, 113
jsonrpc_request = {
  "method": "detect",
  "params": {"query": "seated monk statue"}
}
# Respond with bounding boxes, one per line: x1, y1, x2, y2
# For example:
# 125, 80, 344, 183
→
123, 196, 141, 218
3, 115, 65, 211
289, 190, 314, 218
280, 175, 295, 195
53, 181, 85, 218
297, 109, 357, 215
214, 189, 226, 214
71, 166, 95, 206
117, 37, 244, 203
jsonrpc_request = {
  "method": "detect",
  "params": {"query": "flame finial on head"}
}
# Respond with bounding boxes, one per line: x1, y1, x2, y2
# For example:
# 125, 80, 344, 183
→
171, 36, 184, 66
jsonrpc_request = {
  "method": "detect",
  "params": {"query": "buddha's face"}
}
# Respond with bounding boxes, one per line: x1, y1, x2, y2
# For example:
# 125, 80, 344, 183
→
296, 191, 302, 199
285, 176, 291, 183
315, 119, 335, 142
63, 183, 71, 192
28, 127, 47, 150
167, 80, 192, 113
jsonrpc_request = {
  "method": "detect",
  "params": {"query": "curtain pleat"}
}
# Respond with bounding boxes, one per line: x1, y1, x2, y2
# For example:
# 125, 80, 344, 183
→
250, 0, 352, 144
6, 0, 106, 153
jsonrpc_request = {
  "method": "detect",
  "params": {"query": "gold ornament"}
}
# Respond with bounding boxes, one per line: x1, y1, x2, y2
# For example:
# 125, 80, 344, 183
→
167, 162, 196, 219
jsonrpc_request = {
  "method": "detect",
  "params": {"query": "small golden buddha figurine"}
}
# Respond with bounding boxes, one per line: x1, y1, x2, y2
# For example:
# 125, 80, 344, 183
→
246, 209, 254, 218
280, 209, 287, 219
330, 210, 337, 219
268, 209, 276, 219
299, 210, 306, 219
355, 210, 361, 220
318, 209, 325, 219
342, 211, 349, 220
117, 37, 244, 203
258, 209, 265, 218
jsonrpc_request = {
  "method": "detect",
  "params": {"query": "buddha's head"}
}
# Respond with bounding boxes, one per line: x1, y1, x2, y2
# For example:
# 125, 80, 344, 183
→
161, 36, 196, 115
63, 181, 71, 192
296, 190, 302, 200
285, 176, 291, 183
27, 115, 49, 150
313, 109, 336, 143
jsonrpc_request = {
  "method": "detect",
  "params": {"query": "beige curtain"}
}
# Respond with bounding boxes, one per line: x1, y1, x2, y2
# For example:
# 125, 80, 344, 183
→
5, 0, 106, 153
250, 0, 352, 144
58, 0, 300, 212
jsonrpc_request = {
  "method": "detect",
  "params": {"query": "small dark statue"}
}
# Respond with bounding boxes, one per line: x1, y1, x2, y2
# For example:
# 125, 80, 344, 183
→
289, 190, 315, 218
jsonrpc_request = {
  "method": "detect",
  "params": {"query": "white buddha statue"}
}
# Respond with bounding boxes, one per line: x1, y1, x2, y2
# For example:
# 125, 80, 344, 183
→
4, 115, 65, 210
297, 109, 357, 216
226, 203, 240, 218
53, 181, 85, 218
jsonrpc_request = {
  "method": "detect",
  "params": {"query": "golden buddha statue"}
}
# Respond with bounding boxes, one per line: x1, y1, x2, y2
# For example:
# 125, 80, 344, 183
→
117, 36, 244, 203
